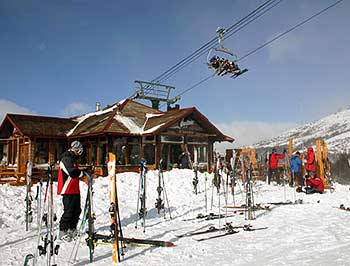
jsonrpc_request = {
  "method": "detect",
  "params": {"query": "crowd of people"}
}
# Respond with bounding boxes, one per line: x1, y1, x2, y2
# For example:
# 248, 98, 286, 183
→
208, 56, 241, 76
267, 146, 324, 194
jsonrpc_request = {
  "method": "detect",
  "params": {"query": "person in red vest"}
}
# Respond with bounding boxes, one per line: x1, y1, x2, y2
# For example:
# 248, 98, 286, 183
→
57, 140, 84, 241
268, 148, 285, 185
305, 175, 324, 194
305, 147, 316, 177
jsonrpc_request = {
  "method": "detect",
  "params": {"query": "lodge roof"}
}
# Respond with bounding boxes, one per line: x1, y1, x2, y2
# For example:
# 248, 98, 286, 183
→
0, 99, 233, 142
0, 114, 77, 138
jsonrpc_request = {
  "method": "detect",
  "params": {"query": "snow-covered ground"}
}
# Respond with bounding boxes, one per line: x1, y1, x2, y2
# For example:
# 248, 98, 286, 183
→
1, 170, 350, 266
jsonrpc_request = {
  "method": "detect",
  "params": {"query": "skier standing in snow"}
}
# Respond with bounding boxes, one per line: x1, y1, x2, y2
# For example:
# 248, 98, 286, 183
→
267, 148, 285, 185
290, 151, 303, 189
57, 140, 85, 241
304, 147, 316, 177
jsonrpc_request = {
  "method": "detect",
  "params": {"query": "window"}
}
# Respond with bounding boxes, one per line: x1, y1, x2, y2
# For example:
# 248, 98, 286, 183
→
198, 145, 207, 163
161, 135, 184, 143
144, 144, 155, 165
115, 144, 126, 165
129, 144, 140, 165
99, 143, 107, 165
35, 139, 48, 164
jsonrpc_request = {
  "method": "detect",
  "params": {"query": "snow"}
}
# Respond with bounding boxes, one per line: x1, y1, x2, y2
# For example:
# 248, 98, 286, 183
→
1, 170, 350, 266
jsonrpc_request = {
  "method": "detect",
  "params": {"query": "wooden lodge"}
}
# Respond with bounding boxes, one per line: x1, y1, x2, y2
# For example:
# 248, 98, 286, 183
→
0, 99, 233, 182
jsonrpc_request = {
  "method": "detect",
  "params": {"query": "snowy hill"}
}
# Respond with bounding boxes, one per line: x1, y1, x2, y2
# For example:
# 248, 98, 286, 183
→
253, 108, 350, 154
1, 170, 350, 265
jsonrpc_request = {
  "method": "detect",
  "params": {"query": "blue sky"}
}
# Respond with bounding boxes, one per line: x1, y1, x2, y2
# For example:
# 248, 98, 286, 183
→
1, 0, 349, 148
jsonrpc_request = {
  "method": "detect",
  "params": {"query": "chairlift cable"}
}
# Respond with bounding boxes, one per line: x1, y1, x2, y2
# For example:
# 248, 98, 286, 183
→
152, 0, 281, 85
162, 0, 344, 104
158, 0, 283, 83
129, 0, 280, 99
237, 0, 344, 62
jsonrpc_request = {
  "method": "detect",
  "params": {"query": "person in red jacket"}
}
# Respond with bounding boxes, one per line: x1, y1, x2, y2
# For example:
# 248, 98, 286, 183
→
58, 140, 84, 241
305, 147, 316, 177
305, 175, 324, 194
268, 148, 285, 185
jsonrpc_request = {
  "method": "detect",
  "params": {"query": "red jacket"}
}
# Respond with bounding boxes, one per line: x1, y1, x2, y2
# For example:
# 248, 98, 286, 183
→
305, 147, 316, 173
306, 177, 324, 193
57, 150, 82, 195
269, 152, 285, 170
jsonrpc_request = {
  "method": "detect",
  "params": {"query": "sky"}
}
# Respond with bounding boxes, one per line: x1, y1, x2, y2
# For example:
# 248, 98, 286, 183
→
1, 0, 349, 149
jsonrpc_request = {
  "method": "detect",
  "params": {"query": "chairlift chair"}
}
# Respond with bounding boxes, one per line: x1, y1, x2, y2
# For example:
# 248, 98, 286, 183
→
206, 27, 247, 78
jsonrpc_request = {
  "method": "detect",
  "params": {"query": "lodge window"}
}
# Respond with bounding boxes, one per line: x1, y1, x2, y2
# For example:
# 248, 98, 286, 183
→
114, 137, 141, 166
91, 144, 97, 164
55, 140, 67, 163
198, 145, 207, 163
99, 143, 107, 165
128, 138, 140, 165
35, 139, 49, 164
144, 144, 155, 165
161, 135, 184, 143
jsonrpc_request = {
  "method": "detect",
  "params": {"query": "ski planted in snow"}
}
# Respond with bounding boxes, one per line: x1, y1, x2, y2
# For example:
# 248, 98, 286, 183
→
86, 171, 96, 263
155, 158, 172, 219
108, 152, 124, 264
135, 159, 147, 232
25, 161, 33, 231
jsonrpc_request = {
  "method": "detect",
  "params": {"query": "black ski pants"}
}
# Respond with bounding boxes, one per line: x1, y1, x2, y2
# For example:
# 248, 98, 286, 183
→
59, 194, 81, 231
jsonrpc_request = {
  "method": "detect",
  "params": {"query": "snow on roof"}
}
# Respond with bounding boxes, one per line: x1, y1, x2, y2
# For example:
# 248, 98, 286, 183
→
67, 104, 118, 136
114, 113, 142, 134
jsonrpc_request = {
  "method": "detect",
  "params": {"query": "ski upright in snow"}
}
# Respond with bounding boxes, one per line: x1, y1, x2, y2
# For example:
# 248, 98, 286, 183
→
135, 159, 147, 232
85, 171, 96, 263
25, 161, 33, 231
108, 152, 124, 264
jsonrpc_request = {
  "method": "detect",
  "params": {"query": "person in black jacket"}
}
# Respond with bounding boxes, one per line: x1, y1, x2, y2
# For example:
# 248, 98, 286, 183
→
57, 141, 84, 241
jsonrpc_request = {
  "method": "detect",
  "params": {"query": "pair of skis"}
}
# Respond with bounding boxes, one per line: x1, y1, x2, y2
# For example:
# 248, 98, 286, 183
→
135, 159, 147, 232
177, 223, 267, 241
25, 165, 59, 266
155, 159, 172, 219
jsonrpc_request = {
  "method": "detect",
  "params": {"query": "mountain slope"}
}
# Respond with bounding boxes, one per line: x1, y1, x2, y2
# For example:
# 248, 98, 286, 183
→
253, 108, 350, 154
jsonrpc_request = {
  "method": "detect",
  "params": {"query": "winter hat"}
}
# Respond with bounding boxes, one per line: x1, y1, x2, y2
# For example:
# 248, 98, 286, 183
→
272, 148, 276, 153
70, 140, 83, 155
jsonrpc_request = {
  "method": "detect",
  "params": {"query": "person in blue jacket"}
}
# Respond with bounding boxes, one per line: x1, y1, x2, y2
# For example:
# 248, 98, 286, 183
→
290, 151, 303, 189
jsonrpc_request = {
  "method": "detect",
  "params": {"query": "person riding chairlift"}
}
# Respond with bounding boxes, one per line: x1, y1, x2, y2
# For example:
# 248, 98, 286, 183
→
209, 56, 221, 69
219, 59, 240, 76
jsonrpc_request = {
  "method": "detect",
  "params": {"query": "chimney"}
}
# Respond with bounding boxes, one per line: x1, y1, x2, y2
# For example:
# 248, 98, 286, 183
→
95, 102, 101, 112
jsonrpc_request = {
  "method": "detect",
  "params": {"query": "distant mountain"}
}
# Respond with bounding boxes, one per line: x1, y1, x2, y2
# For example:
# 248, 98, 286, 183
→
253, 108, 350, 155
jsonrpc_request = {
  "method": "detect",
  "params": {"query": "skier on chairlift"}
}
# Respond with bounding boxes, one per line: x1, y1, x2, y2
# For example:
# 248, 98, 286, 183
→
207, 27, 248, 79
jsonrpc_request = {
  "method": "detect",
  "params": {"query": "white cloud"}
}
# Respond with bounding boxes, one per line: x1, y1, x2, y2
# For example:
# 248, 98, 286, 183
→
214, 121, 297, 153
267, 32, 305, 63
62, 102, 92, 117
0, 99, 34, 124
